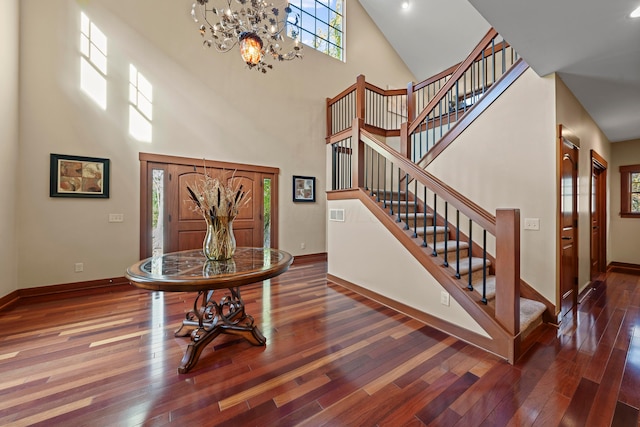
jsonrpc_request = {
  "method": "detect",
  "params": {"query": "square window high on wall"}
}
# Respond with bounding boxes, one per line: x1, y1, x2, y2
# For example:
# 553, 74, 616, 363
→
287, 0, 344, 61
620, 164, 640, 218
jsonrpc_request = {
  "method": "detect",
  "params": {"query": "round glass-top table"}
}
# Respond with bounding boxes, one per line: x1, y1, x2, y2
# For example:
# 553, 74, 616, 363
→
126, 248, 293, 373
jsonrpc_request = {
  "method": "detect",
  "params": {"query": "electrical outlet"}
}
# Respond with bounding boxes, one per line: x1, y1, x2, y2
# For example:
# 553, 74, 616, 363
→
108, 213, 124, 223
440, 290, 450, 306
75, 262, 84, 272
300, 242, 305, 249
524, 218, 540, 231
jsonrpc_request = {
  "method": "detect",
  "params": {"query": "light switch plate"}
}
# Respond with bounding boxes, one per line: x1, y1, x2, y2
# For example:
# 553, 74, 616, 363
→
524, 218, 540, 231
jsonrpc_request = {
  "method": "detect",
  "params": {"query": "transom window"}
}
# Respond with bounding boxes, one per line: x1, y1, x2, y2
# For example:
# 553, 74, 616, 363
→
80, 12, 107, 109
287, 0, 344, 61
620, 164, 640, 218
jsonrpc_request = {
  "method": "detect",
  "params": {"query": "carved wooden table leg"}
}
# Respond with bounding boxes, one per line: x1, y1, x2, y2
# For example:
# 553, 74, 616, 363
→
175, 287, 265, 374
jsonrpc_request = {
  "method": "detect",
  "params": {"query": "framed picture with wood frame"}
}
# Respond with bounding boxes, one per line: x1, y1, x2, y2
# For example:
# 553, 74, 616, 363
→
50, 153, 110, 198
292, 175, 315, 203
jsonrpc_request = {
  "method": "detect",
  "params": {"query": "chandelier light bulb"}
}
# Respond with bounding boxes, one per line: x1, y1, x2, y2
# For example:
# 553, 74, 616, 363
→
239, 32, 264, 65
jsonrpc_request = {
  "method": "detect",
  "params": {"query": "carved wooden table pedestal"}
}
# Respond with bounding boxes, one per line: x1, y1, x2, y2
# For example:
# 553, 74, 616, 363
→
126, 248, 293, 373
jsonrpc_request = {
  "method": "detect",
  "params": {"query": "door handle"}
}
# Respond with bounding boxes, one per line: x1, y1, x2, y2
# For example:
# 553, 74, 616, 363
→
562, 236, 571, 240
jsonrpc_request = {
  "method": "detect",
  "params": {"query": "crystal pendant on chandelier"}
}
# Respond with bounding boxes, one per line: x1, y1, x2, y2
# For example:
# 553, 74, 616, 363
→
239, 32, 264, 65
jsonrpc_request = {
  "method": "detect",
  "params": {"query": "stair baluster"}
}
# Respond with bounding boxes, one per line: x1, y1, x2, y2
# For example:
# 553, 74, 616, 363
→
467, 219, 474, 291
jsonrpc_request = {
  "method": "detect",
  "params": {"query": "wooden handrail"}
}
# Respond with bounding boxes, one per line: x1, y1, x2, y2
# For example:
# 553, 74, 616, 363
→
327, 83, 356, 107
359, 123, 496, 234
408, 28, 499, 135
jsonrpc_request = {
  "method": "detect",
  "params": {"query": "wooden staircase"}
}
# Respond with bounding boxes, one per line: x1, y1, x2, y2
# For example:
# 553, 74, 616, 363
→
372, 189, 547, 341
325, 27, 554, 363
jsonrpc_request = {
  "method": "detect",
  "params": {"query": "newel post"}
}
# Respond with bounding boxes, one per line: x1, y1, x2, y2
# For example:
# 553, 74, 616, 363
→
495, 208, 520, 336
356, 75, 366, 122
351, 118, 365, 189
400, 81, 414, 160
400, 122, 410, 159
325, 97, 332, 140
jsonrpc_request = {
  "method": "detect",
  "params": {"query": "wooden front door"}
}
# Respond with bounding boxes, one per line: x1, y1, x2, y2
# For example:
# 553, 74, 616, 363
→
590, 151, 607, 280
559, 130, 579, 318
167, 165, 263, 252
139, 153, 279, 259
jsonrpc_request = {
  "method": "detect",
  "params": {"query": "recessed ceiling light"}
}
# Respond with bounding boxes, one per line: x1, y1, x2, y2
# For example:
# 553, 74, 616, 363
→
631, 5, 640, 18
401, 1, 410, 9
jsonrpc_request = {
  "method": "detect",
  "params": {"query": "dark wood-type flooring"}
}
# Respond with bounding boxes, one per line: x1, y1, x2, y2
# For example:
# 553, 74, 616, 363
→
0, 262, 639, 426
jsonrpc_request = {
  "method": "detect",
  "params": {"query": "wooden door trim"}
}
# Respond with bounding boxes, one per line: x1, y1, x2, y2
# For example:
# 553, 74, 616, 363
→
139, 153, 280, 260
139, 153, 280, 175
556, 124, 579, 317
590, 149, 607, 280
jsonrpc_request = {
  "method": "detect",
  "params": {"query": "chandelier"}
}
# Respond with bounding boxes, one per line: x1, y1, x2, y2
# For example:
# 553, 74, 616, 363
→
191, 0, 303, 73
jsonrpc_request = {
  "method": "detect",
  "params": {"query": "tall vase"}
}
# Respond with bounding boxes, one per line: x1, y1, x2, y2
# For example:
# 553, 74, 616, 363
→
202, 215, 236, 261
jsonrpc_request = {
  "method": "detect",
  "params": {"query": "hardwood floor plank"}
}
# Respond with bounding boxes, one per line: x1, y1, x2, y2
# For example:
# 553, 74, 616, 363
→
586, 348, 630, 426
558, 377, 599, 427
617, 323, 640, 410
611, 401, 640, 427
530, 392, 571, 427
415, 371, 478, 425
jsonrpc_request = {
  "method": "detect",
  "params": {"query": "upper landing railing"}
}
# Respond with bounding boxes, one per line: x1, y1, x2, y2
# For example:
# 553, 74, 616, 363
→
326, 28, 519, 164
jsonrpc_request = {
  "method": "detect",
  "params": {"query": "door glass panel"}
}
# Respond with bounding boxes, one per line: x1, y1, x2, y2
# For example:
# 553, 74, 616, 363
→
152, 169, 164, 256
263, 178, 271, 248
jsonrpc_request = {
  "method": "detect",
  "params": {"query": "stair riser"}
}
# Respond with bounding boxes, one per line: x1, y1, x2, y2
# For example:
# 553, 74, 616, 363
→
384, 202, 419, 213
435, 248, 470, 259
414, 231, 447, 245
372, 190, 408, 200
403, 217, 435, 228
457, 268, 488, 283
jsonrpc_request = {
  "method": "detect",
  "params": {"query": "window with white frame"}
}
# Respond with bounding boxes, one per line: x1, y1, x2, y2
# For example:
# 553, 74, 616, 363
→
80, 12, 107, 109
287, 0, 344, 61
128, 65, 153, 142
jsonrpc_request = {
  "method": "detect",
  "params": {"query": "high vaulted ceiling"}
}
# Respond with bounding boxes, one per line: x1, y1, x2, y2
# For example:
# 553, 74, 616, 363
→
359, 0, 640, 143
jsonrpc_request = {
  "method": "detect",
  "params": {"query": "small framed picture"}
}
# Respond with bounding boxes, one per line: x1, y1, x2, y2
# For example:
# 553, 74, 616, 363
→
50, 153, 110, 198
293, 175, 316, 203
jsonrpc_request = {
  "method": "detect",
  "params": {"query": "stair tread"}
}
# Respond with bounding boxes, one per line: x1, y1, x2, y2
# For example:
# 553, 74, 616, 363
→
402, 212, 434, 219
433, 240, 470, 253
473, 276, 496, 299
412, 226, 447, 235
471, 277, 545, 330
455, 257, 491, 274
520, 298, 547, 331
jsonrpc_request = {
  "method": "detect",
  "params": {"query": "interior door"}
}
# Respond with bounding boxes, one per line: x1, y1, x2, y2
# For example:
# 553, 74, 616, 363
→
167, 165, 262, 253
590, 152, 607, 280
560, 137, 579, 317
590, 169, 600, 277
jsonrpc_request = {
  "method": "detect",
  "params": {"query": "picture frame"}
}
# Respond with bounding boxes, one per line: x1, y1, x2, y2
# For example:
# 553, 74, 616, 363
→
292, 175, 316, 203
50, 153, 110, 198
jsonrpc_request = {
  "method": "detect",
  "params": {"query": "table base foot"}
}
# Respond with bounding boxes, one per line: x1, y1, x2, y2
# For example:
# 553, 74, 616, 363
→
175, 287, 265, 374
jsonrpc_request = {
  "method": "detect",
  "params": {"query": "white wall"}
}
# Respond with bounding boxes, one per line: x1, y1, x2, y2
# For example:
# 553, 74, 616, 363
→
328, 199, 489, 338
555, 76, 611, 291
609, 139, 640, 264
0, 0, 19, 298
426, 68, 558, 303
14, 0, 415, 290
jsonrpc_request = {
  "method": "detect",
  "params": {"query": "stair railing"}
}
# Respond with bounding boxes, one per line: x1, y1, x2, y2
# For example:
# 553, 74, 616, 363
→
326, 28, 518, 160
329, 119, 521, 337
405, 28, 518, 163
